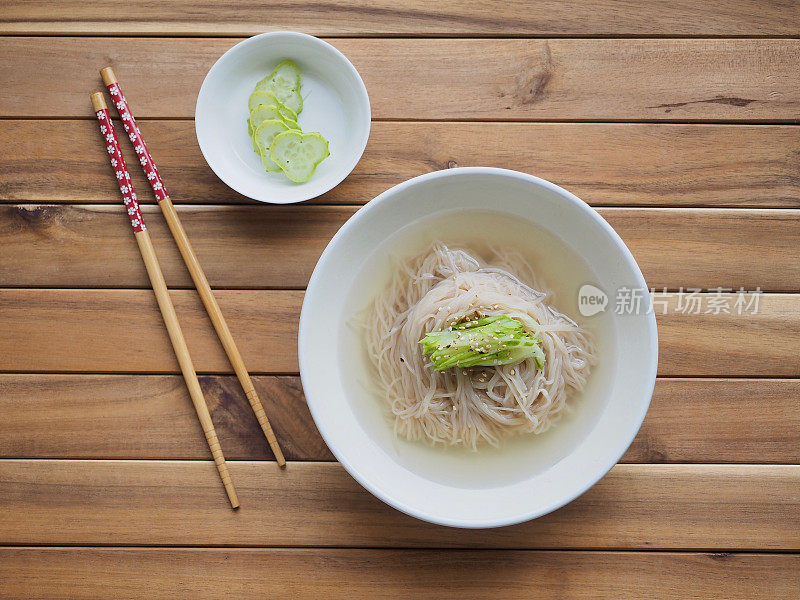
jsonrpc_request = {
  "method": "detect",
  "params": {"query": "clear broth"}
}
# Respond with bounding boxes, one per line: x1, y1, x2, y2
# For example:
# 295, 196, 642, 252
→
339, 209, 617, 489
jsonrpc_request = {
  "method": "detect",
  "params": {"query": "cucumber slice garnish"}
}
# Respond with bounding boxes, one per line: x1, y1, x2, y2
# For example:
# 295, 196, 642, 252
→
260, 150, 282, 172
254, 119, 289, 172
257, 60, 300, 89
248, 104, 284, 152
246, 59, 328, 180
255, 61, 303, 114
249, 102, 298, 141
255, 60, 301, 94
277, 103, 297, 122
257, 90, 298, 122
248, 90, 278, 113
271, 88, 302, 115
281, 116, 301, 130
247, 105, 297, 153
269, 130, 330, 183
249, 104, 283, 129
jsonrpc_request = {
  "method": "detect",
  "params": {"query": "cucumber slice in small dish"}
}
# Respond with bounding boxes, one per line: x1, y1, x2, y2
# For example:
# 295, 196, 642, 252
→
272, 88, 302, 115
249, 104, 283, 130
270, 130, 330, 183
256, 60, 301, 95
253, 119, 289, 172
260, 150, 282, 173
255, 61, 303, 114
258, 90, 299, 122
248, 104, 284, 151
248, 90, 278, 113
281, 116, 301, 130
278, 103, 298, 124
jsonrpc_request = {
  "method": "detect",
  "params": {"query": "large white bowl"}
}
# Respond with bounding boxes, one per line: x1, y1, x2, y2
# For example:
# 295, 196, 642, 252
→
196, 32, 370, 203
299, 168, 658, 528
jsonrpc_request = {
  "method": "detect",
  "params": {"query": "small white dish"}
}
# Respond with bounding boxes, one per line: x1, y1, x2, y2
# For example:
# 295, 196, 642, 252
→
196, 32, 370, 203
299, 168, 658, 528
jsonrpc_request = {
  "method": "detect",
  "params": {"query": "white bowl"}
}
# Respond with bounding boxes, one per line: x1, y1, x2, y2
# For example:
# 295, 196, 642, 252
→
299, 168, 658, 528
196, 32, 370, 203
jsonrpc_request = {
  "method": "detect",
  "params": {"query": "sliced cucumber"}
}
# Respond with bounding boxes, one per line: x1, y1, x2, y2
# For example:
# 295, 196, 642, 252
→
269, 130, 330, 183
250, 90, 283, 113
277, 102, 298, 122
253, 119, 289, 172
249, 101, 299, 133
258, 90, 299, 122
260, 150, 282, 172
249, 104, 282, 130
255, 61, 303, 114
272, 88, 302, 115
248, 104, 284, 151
281, 116, 301, 130
255, 60, 301, 94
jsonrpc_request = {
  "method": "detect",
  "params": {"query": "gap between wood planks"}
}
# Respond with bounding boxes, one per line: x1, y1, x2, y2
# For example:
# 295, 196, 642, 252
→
2, 117, 799, 124
0, 545, 797, 553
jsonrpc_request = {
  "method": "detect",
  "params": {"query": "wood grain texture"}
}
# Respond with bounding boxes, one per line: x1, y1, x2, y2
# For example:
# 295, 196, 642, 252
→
0, 461, 797, 549
1, 548, 798, 600
0, 375, 330, 461
1, 375, 798, 463
3, 0, 798, 36
1, 290, 797, 376
1, 38, 798, 120
0, 289, 302, 374
3, 121, 798, 208
2, 205, 799, 291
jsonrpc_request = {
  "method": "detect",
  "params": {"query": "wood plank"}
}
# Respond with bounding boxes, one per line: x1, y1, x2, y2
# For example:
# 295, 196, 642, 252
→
3, 0, 798, 36
1, 38, 797, 120
3, 121, 798, 208
655, 292, 799, 376
2, 205, 799, 291
0, 374, 331, 461
624, 379, 800, 463
0, 290, 797, 376
1, 548, 797, 600
0, 461, 797, 549
0, 289, 302, 374
0, 205, 348, 289
1, 375, 798, 463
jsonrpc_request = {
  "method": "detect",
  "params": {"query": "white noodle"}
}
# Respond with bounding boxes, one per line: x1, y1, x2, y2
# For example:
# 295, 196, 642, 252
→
364, 242, 595, 449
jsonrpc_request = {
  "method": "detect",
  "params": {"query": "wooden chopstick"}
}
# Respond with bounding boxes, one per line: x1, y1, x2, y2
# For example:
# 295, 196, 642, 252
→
100, 67, 286, 468
91, 91, 240, 509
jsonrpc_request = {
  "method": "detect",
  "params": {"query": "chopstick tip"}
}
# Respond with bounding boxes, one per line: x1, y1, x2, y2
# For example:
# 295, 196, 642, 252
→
90, 92, 107, 112
100, 66, 117, 86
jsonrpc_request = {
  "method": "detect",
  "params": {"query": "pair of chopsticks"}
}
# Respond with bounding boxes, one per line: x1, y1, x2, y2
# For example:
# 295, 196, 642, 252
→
91, 68, 285, 508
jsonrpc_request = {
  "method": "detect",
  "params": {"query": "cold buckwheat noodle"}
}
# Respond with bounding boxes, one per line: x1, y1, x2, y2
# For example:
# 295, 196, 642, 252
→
365, 242, 595, 449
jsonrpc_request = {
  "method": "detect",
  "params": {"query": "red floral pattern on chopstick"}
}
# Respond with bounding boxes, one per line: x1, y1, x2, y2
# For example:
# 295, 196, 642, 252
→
106, 82, 169, 202
94, 107, 146, 232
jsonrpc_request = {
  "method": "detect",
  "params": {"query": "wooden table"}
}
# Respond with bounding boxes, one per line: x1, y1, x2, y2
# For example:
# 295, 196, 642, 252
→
1, 2, 799, 598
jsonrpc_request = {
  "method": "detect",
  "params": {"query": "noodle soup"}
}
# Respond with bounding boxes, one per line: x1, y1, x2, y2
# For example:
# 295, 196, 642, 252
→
340, 209, 617, 488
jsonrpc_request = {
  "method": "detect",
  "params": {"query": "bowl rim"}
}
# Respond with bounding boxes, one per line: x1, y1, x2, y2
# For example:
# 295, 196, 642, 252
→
195, 31, 371, 204
299, 167, 659, 528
